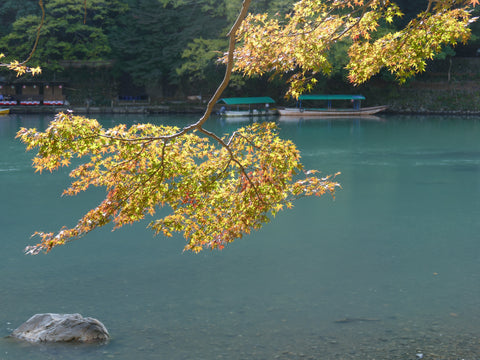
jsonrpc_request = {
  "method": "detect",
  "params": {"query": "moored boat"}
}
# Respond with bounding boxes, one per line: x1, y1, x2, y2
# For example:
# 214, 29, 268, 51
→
278, 94, 387, 117
278, 105, 388, 117
218, 97, 276, 116
0, 108, 10, 115
220, 109, 254, 117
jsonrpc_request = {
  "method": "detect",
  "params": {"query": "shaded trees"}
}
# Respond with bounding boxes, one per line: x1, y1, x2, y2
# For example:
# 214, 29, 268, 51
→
0, 0, 39, 37
110, 0, 228, 96
0, 0, 125, 71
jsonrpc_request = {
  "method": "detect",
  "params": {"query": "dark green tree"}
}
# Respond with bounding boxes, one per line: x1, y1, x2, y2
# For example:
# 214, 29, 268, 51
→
110, 0, 228, 96
0, 0, 38, 37
0, 0, 126, 70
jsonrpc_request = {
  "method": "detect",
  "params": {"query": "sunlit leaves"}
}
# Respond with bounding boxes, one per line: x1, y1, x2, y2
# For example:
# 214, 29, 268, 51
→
0, 56, 41, 76
230, 0, 476, 96
347, 8, 472, 84
17, 113, 339, 254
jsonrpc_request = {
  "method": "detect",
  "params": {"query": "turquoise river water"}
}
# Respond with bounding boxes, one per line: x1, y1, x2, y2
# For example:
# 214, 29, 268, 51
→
0, 113, 479, 359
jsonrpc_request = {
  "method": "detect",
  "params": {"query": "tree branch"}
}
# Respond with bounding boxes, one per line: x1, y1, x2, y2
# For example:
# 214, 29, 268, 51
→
23, 0, 46, 65
198, 127, 268, 206
0, 0, 44, 75
96, 0, 252, 144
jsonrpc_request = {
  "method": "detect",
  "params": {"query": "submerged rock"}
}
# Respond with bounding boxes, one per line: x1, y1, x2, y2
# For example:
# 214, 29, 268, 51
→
10, 313, 109, 343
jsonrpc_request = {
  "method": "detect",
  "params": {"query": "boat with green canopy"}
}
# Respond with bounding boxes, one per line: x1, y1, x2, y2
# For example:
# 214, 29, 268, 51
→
218, 97, 276, 117
278, 94, 387, 117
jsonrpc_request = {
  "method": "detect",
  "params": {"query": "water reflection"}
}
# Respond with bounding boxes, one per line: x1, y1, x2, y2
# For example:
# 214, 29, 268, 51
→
277, 114, 384, 123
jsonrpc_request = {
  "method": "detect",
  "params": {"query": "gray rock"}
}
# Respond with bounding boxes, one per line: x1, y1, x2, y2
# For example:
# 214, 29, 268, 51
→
10, 313, 109, 343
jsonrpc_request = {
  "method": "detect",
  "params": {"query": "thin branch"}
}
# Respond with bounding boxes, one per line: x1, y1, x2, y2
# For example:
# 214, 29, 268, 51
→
226, 130, 260, 149
330, 1, 375, 42
158, 140, 168, 183
425, 0, 435, 14
291, 0, 376, 40
0, 0, 45, 75
22, 0, 45, 65
198, 127, 267, 206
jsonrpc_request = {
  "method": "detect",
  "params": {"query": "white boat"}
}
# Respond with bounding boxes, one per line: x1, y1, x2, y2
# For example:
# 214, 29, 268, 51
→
278, 94, 387, 117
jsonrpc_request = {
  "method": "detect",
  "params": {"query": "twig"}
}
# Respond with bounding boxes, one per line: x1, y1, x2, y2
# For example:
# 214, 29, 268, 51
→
198, 127, 267, 206
22, 0, 45, 65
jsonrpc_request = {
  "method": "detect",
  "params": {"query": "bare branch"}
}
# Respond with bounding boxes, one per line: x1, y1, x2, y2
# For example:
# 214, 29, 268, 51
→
23, 0, 45, 65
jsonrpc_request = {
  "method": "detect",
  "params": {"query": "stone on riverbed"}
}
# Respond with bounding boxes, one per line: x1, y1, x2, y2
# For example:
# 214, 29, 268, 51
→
10, 313, 109, 343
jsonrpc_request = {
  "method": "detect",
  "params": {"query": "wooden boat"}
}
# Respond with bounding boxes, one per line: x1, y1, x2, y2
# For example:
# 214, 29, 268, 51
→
221, 115, 253, 122
278, 114, 384, 122
278, 94, 387, 117
0, 108, 10, 115
278, 105, 388, 116
218, 97, 276, 117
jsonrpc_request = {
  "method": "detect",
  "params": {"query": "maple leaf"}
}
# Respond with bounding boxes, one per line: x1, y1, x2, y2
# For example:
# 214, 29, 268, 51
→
471, 0, 479, 6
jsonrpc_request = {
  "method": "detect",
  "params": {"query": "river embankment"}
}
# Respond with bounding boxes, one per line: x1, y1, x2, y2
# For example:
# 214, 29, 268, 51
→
359, 57, 480, 114
9, 103, 480, 116
9, 104, 207, 115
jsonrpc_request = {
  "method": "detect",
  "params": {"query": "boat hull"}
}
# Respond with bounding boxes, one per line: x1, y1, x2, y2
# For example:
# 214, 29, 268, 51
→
0, 108, 10, 115
278, 105, 388, 117
220, 109, 277, 117
221, 110, 254, 117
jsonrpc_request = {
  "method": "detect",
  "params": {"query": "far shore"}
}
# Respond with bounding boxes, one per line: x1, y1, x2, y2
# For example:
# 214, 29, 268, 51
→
7, 104, 206, 115
7, 104, 480, 116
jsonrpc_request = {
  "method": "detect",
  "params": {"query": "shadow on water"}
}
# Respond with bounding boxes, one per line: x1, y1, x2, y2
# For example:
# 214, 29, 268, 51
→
1, 113, 480, 359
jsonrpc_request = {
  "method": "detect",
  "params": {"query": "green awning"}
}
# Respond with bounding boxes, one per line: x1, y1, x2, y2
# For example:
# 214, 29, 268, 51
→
218, 97, 276, 105
298, 94, 365, 101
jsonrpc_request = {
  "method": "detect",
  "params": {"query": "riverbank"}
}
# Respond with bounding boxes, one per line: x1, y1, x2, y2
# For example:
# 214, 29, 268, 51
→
8, 104, 480, 116
8, 104, 207, 115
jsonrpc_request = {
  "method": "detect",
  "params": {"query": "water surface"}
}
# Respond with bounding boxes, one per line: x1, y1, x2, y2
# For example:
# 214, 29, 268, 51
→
1, 113, 479, 359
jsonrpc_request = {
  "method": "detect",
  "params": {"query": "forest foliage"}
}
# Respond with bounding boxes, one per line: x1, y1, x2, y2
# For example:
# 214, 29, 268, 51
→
1, 0, 479, 97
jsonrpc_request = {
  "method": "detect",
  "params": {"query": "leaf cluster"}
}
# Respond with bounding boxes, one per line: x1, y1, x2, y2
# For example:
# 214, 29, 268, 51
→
0, 53, 42, 76
17, 112, 339, 254
347, 6, 473, 83
231, 0, 478, 97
